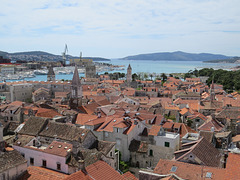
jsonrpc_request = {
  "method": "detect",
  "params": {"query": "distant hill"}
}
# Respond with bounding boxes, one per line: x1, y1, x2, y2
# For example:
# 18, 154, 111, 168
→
204, 57, 240, 63
0, 51, 110, 62
122, 51, 232, 61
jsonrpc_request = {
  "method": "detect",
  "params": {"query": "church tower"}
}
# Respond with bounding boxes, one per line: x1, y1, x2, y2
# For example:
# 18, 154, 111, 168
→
47, 64, 55, 81
210, 79, 215, 102
127, 64, 132, 83
70, 65, 82, 108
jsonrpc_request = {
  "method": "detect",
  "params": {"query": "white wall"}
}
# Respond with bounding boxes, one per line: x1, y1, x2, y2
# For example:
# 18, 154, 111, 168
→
154, 133, 180, 150
13, 145, 69, 174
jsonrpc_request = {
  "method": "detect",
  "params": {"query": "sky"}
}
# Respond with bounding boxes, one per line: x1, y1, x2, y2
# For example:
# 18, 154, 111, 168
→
1, 0, 240, 58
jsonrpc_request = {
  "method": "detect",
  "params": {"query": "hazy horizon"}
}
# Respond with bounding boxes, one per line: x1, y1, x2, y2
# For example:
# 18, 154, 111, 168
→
1, 1, 240, 58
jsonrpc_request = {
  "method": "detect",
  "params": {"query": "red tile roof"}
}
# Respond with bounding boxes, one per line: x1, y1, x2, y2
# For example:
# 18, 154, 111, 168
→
153, 159, 225, 180
225, 153, 240, 179
20, 166, 68, 180
65, 160, 124, 180
44, 141, 73, 157
148, 125, 161, 136
122, 171, 138, 180
162, 121, 174, 129
75, 114, 98, 125
198, 118, 224, 132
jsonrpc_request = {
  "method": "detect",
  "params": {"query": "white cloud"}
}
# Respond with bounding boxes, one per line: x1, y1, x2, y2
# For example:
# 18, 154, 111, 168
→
0, 0, 240, 58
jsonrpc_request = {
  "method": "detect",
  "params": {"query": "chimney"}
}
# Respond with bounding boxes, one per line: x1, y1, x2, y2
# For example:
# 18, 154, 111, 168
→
78, 160, 87, 174
97, 111, 101, 118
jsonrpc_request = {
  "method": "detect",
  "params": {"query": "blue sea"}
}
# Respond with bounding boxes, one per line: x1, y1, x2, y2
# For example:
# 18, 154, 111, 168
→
6, 60, 240, 82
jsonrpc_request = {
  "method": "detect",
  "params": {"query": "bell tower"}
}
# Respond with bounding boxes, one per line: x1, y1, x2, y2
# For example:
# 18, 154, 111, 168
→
47, 64, 55, 81
127, 64, 132, 83
70, 65, 82, 108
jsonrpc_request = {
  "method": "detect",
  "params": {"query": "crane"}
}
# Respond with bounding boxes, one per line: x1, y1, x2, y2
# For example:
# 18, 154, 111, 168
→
61, 44, 68, 66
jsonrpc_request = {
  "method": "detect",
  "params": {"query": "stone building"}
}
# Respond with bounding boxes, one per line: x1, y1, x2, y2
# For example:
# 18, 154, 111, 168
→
32, 87, 50, 102
47, 65, 55, 81
9, 83, 33, 102
85, 65, 96, 78
0, 124, 27, 180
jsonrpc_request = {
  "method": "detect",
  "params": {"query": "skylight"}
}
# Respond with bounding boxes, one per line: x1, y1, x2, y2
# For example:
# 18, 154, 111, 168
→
206, 172, 212, 178
170, 166, 177, 172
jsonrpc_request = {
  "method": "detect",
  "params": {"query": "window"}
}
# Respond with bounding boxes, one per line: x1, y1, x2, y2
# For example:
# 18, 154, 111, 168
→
165, 142, 170, 147
21, 153, 25, 158
110, 151, 112, 157
42, 160, 47, 167
10, 117, 13, 121
30, 157, 34, 165
115, 128, 119, 133
149, 149, 153, 156
57, 163, 61, 170
116, 139, 121, 146
105, 131, 109, 137
195, 119, 200, 122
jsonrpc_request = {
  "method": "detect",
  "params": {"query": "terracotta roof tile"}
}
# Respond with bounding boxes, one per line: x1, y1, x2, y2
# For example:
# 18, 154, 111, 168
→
122, 171, 138, 180
226, 153, 240, 179
148, 125, 161, 136
19, 166, 68, 180
75, 114, 98, 125
162, 121, 174, 129
153, 159, 225, 180
175, 137, 222, 167
198, 119, 224, 132
65, 160, 124, 180
44, 141, 73, 157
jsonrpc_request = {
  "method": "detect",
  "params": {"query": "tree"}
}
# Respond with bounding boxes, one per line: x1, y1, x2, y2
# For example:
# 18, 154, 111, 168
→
184, 73, 191, 80
132, 73, 138, 81
161, 73, 167, 82
149, 73, 153, 80
143, 73, 149, 80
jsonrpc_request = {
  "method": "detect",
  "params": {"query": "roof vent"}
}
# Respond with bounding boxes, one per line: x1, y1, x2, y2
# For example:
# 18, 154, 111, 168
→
67, 149, 71, 152
58, 145, 62, 148
113, 120, 117, 122
64, 146, 68, 149
135, 113, 140, 116
170, 166, 177, 172
125, 110, 130, 114
81, 133, 85, 136
206, 172, 212, 178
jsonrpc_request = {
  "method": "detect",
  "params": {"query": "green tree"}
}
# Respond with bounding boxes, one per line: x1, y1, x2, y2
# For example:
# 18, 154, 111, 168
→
143, 73, 149, 80
149, 73, 153, 80
132, 73, 138, 81
161, 73, 167, 82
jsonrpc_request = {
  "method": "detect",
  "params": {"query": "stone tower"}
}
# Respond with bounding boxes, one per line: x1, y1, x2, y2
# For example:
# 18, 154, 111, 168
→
85, 65, 96, 78
210, 79, 215, 102
127, 64, 132, 83
47, 65, 55, 81
70, 65, 82, 108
